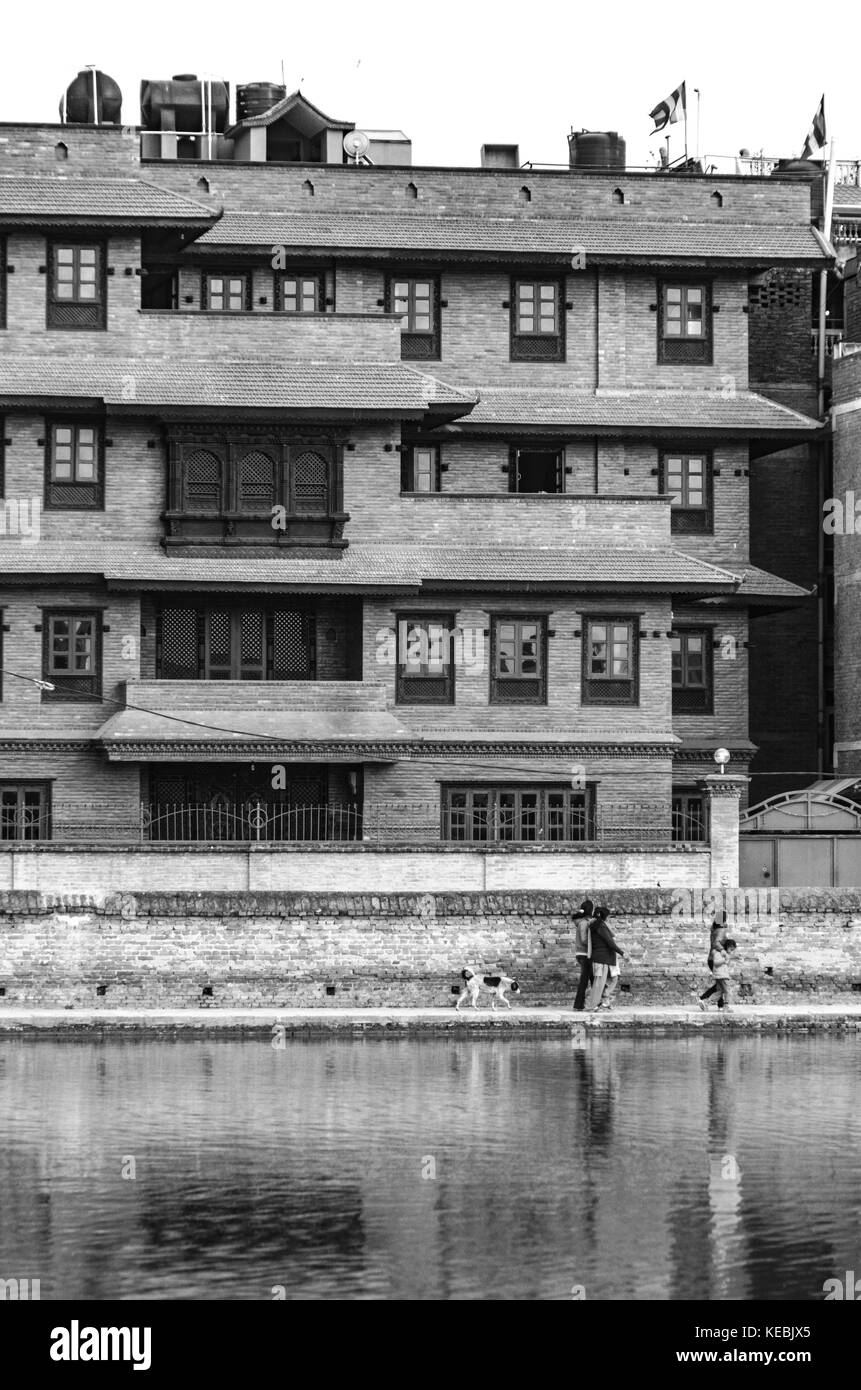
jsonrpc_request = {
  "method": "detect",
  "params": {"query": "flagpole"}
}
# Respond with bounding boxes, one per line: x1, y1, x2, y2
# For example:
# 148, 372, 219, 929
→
817, 135, 837, 413
684, 87, 689, 163
694, 88, 700, 164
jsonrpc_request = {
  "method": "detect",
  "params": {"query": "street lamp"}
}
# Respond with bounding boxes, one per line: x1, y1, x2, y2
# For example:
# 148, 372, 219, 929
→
714, 747, 730, 777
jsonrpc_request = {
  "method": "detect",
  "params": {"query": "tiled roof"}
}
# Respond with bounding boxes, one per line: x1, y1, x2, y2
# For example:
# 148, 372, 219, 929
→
727, 565, 811, 600
98, 708, 408, 746
457, 388, 822, 434
0, 542, 739, 593
0, 177, 216, 224
227, 89, 353, 132
0, 357, 475, 414
834, 185, 861, 210
195, 211, 830, 263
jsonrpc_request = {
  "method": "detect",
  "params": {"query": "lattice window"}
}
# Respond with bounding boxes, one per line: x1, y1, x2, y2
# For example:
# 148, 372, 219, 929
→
748, 273, 805, 311
206, 611, 232, 678
237, 450, 276, 511
159, 608, 199, 679
291, 450, 329, 514
289, 773, 326, 807
270, 610, 315, 679
238, 611, 265, 679
184, 449, 223, 512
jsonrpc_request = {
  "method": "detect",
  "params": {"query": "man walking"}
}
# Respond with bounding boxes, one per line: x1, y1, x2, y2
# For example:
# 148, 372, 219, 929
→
572, 898, 594, 1011
585, 906, 626, 1011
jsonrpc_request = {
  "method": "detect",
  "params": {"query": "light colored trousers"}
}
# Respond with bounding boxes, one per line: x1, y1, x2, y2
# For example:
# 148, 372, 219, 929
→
586, 963, 618, 1011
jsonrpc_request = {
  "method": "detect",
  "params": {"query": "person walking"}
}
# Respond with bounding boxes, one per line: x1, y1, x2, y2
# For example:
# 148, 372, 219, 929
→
699, 938, 738, 1011
585, 906, 626, 1011
572, 898, 594, 1011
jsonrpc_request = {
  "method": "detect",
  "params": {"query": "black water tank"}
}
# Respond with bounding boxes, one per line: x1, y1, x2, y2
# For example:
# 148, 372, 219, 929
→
60, 69, 122, 124
140, 75, 230, 133
568, 130, 626, 171
236, 82, 287, 122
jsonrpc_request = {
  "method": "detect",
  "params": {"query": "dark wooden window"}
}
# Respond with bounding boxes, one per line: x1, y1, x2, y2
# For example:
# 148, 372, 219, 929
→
386, 276, 440, 360
45, 422, 103, 509
658, 281, 712, 364
509, 447, 564, 494
582, 616, 639, 705
276, 272, 323, 313
157, 607, 316, 681
42, 611, 102, 701
401, 445, 441, 493
47, 242, 106, 330
165, 433, 345, 547
202, 272, 251, 311
670, 628, 713, 713
491, 616, 547, 704
396, 614, 454, 704
0, 782, 51, 840
672, 790, 708, 842
661, 451, 713, 534
141, 265, 178, 310
0, 237, 6, 330
511, 278, 565, 361
443, 785, 591, 842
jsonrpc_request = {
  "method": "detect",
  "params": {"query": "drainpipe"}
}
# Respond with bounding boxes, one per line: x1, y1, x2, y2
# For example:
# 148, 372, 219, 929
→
817, 145, 838, 773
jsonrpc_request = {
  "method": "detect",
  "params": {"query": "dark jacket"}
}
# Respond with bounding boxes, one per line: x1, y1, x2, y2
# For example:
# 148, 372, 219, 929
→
590, 918, 625, 967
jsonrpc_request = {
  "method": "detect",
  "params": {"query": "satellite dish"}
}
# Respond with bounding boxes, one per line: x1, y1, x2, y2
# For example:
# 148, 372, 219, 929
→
343, 129, 370, 162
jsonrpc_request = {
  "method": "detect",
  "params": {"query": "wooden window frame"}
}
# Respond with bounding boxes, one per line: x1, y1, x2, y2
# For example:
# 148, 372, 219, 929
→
276, 271, 324, 314
0, 781, 52, 841
660, 449, 713, 534
385, 274, 440, 360
508, 444, 565, 494
490, 615, 547, 705
401, 444, 441, 493
581, 614, 640, 706
657, 279, 713, 364
156, 605, 317, 682
46, 240, 107, 331
395, 612, 455, 705
670, 627, 714, 714
201, 270, 252, 312
672, 789, 709, 843
44, 419, 104, 510
42, 609, 103, 702
510, 276, 565, 362
0, 236, 6, 330
442, 783, 593, 842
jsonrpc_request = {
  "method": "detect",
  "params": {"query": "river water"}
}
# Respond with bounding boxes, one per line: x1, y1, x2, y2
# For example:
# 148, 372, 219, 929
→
0, 1035, 858, 1300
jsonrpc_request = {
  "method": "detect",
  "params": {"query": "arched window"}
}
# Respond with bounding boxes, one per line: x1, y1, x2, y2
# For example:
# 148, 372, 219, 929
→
519, 185, 532, 203
55, 141, 68, 162
406, 181, 418, 199
291, 450, 329, 513
302, 179, 315, 197
197, 176, 210, 193
612, 187, 625, 204
183, 449, 222, 511
237, 450, 276, 511
711, 190, 724, 208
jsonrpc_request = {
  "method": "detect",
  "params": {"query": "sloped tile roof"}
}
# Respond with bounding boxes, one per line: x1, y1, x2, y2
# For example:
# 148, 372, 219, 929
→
726, 565, 811, 599
834, 185, 861, 210
0, 356, 475, 414
195, 211, 830, 263
98, 708, 408, 746
0, 177, 216, 224
0, 542, 739, 593
458, 388, 822, 434
227, 89, 354, 133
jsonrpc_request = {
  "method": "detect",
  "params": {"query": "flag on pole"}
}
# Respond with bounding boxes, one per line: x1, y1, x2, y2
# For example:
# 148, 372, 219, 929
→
800, 95, 826, 159
649, 82, 686, 133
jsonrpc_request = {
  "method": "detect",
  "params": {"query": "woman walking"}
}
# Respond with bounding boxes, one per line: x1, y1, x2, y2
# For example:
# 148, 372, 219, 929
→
585, 906, 626, 1011
572, 898, 594, 1012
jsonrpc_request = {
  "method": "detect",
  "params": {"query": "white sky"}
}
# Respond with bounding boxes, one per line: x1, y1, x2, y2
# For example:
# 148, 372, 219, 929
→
0, 0, 854, 169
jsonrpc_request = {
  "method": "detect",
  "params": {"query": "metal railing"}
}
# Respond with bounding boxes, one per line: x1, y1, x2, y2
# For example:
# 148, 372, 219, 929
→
5, 799, 710, 847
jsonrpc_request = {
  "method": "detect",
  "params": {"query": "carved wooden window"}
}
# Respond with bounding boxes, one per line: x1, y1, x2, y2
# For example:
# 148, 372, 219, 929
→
401, 445, 440, 492
46, 422, 103, 509
47, 242, 106, 330
582, 617, 639, 705
443, 785, 591, 842
42, 611, 102, 701
237, 450, 277, 511
202, 272, 251, 311
386, 275, 440, 360
511, 278, 565, 361
0, 237, 5, 329
396, 614, 454, 704
491, 616, 547, 704
290, 449, 329, 513
661, 451, 713, 534
183, 448, 223, 512
277, 273, 323, 313
670, 628, 713, 714
157, 607, 315, 681
0, 783, 51, 841
658, 282, 712, 363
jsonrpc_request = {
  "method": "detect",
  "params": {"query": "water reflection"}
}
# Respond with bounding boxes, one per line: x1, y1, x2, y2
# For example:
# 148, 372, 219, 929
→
0, 1036, 858, 1300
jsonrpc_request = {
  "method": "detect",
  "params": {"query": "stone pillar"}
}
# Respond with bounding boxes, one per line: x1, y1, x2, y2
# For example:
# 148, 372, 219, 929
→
699, 775, 750, 887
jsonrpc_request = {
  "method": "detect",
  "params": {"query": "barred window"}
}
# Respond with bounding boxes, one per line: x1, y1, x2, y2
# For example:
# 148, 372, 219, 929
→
0, 783, 51, 841
672, 790, 708, 843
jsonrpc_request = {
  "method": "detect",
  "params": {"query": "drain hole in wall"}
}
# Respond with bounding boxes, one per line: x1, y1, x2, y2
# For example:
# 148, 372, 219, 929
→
620, 983, 631, 993
96, 985, 108, 997
852, 982, 861, 992
451, 985, 460, 995
764, 966, 774, 976
0, 987, 5, 997
326, 985, 336, 996
201, 986, 213, 997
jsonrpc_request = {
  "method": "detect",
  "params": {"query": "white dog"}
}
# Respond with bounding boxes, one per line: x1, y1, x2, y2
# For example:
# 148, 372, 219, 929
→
456, 969, 521, 1010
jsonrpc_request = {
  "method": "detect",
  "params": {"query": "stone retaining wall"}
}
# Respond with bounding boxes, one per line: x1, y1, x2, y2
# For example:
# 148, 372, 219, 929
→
1, 889, 860, 1008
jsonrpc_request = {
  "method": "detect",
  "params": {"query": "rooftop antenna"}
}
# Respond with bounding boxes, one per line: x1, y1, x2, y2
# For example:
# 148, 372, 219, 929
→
280, 58, 285, 85
343, 129, 370, 165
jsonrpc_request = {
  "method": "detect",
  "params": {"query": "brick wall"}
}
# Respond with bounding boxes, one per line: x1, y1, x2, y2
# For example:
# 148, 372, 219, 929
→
0, 885, 857, 1007
833, 355, 861, 770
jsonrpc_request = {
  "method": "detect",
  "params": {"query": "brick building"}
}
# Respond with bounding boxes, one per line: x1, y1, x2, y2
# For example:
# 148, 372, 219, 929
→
0, 84, 831, 849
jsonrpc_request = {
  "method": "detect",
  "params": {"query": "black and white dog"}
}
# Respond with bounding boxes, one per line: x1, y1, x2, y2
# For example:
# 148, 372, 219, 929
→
456, 969, 521, 1010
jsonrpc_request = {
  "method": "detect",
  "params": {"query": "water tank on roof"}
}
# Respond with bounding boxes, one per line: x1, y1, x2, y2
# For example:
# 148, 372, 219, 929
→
236, 82, 287, 122
140, 75, 230, 132
568, 130, 626, 171
60, 68, 122, 124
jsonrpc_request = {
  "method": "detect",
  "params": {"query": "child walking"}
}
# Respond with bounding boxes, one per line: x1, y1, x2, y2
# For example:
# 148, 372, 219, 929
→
699, 938, 738, 1011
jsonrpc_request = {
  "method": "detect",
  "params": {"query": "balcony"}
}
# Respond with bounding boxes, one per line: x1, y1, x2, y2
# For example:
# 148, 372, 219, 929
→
811, 328, 845, 358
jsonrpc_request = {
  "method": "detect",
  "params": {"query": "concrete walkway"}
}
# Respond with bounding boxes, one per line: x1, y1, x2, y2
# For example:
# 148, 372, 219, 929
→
1, 1004, 861, 1034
